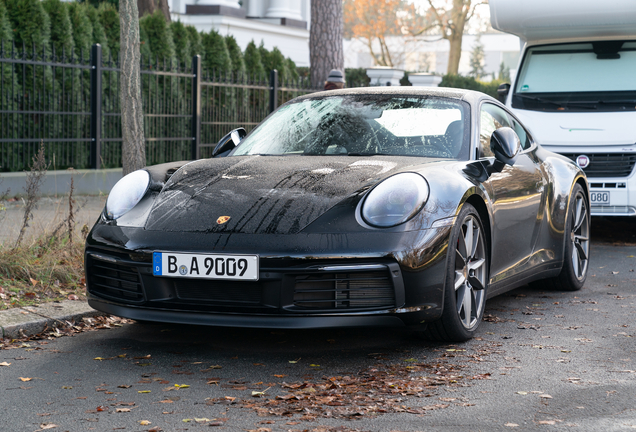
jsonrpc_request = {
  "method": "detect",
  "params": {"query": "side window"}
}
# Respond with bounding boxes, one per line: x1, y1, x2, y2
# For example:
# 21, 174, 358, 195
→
511, 118, 532, 151
479, 104, 512, 158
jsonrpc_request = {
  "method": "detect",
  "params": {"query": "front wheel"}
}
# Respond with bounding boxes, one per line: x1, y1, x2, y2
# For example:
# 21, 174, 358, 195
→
419, 203, 488, 342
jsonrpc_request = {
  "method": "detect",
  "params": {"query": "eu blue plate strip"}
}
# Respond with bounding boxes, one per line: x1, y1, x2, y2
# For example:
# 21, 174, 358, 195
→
153, 252, 162, 275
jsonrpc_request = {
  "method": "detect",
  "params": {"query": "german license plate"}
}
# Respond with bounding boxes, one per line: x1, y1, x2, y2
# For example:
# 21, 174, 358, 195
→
590, 191, 610, 205
153, 252, 259, 280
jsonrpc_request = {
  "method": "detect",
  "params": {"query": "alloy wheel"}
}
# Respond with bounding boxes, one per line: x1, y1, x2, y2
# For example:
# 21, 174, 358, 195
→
570, 192, 590, 280
454, 216, 487, 329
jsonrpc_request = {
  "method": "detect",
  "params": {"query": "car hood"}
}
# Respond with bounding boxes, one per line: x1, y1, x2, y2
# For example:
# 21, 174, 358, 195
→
509, 109, 636, 146
144, 155, 439, 234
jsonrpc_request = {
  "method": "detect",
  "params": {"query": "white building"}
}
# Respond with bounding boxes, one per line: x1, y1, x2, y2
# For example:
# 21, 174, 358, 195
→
167, 0, 311, 67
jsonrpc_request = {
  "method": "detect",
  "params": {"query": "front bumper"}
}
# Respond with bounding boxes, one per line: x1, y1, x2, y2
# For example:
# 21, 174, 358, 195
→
85, 224, 452, 328
543, 145, 636, 217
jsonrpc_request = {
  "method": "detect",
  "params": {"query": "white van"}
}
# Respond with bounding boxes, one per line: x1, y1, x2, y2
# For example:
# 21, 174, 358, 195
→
490, 0, 636, 216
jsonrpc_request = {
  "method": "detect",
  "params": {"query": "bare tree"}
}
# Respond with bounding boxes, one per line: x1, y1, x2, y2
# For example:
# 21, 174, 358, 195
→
310, 0, 344, 89
411, 0, 487, 75
120, 0, 146, 175
137, 0, 171, 22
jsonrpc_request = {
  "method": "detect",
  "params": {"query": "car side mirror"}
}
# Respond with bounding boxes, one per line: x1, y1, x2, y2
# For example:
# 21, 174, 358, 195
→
497, 83, 510, 103
490, 127, 520, 168
212, 127, 247, 158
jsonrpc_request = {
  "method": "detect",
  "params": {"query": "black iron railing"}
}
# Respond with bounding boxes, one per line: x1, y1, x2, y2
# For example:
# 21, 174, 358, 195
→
0, 42, 320, 172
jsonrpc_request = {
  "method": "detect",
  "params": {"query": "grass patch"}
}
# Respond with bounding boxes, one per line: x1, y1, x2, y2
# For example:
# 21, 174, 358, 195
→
0, 229, 88, 310
0, 143, 88, 310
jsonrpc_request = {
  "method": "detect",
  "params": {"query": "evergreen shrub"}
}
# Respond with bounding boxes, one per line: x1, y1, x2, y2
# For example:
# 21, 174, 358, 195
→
97, 2, 119, 55
201, 29, 231, 75
243, 40, 264, 80
440, 74, 502, 99
170, 21, 191, 67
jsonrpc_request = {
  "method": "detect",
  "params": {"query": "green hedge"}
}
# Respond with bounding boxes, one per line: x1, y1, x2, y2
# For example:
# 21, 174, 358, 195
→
439, 74, 504, 99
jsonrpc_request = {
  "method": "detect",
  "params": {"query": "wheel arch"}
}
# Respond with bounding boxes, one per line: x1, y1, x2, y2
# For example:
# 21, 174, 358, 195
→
464, 194, 492, 279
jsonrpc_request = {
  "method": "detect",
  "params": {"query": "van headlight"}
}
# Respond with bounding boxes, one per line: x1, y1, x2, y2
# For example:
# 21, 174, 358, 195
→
361, 172, 429, 227
105, 170, 150, 219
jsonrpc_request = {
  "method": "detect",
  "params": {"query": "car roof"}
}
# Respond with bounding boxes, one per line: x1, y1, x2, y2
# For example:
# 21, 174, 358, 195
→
293, 86, 491, 106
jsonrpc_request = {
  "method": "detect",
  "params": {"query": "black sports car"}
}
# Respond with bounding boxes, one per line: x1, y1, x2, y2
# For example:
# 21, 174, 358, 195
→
85, 87, 590, 342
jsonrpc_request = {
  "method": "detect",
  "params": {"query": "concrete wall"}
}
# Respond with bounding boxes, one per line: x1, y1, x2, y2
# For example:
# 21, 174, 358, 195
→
1, 169, 122, 197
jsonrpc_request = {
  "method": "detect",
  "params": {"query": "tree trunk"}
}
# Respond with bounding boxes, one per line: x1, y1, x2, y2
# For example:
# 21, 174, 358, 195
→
446, 32, 463, 75
137, 0, 171, 22
310, 0, 344, 89
120, 0, 146, 175
445, 0, 470, 75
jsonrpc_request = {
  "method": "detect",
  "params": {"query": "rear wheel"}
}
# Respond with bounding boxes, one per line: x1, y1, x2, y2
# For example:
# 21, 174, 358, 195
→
542, 183, 590, 291
419, 203, 488, 342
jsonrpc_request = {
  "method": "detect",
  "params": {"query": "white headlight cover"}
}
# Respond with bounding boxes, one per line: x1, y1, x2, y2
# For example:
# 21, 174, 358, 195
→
105, 169, 150, 219
361, 172, 429, 227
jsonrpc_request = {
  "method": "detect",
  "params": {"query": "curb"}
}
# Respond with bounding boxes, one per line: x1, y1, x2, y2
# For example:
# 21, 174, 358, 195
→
0, 300, 104, 339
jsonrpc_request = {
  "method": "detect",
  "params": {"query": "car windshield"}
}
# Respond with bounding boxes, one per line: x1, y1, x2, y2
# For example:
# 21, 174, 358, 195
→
513, 41, 636, 111
231, 95, 470, 159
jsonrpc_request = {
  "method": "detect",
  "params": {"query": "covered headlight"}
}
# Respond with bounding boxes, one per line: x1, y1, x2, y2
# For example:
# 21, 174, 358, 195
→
105, 169, 150, 219
361, 172, 429, 227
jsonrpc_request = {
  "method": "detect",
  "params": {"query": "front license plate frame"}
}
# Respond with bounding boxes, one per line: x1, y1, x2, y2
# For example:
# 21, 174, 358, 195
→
153, 252, 259, 281
590, 191, 610, 205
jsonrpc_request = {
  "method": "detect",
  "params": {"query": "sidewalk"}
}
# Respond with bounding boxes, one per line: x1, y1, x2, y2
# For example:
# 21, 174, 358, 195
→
0, 300, 103, 339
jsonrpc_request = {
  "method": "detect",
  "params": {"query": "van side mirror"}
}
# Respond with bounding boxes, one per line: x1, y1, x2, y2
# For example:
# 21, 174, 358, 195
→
212, 127, 247, 158
490, 127, 520, 167
497, 83, 510, 103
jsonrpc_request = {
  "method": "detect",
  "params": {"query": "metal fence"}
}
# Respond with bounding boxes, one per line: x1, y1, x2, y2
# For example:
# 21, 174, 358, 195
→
0, 42, 319, 172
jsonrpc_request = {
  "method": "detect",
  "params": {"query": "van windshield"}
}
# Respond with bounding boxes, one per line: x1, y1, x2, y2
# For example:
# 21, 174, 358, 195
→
512, 41, 636, 112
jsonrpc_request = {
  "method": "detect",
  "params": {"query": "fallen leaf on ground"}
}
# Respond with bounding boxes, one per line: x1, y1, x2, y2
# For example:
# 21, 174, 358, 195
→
505, 423, 519, 427
0, 362, 10, 366
538, 420, 556, 425
38, 424, 57, 430
19, 377, 32, 382
139, 420, 151, 425
539, 394, 552, 399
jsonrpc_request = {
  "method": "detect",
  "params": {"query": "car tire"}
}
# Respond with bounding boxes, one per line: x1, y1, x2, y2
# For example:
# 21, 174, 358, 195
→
539, 183, 590, 291
419, 203, 489, 342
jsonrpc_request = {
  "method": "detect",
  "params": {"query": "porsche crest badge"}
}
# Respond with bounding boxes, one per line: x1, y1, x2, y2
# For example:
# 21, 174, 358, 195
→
216, 216, 231, 225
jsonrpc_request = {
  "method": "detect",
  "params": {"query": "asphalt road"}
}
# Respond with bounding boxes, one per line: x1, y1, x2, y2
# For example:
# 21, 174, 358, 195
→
1, 219, 635, 432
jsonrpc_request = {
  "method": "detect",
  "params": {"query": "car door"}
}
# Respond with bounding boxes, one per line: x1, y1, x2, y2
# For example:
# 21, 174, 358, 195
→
479, 102, 546, 285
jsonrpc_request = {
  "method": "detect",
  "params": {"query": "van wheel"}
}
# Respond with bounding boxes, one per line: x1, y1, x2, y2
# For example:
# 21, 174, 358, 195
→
541, 183, 590, 291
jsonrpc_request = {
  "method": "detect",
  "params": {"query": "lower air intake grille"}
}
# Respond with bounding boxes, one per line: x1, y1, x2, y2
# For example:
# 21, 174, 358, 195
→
175, 280, 262, 305
88, 257, 144, 303
293, 271, 395, 310
561, 153, 636, 178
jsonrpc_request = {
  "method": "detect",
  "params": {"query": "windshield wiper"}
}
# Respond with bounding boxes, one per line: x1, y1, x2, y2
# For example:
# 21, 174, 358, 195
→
515, 94, 564, 107
559, 101, 599, 110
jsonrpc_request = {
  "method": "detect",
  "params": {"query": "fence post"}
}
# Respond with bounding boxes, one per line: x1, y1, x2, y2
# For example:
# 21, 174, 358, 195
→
191, 55, 201, 160
269, 69, 278, 113
90, 44, 102, 169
